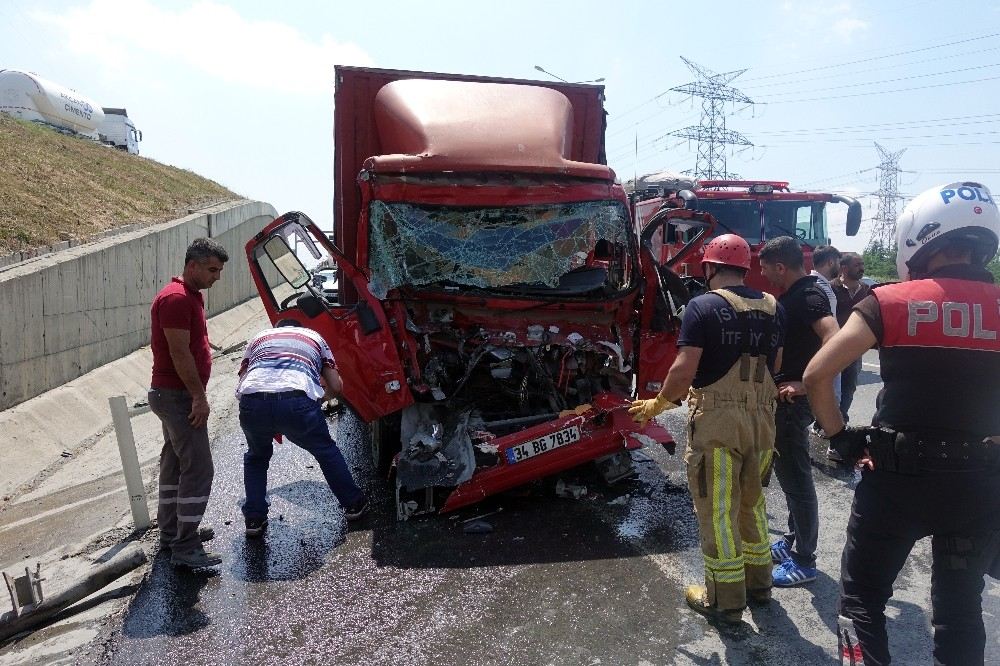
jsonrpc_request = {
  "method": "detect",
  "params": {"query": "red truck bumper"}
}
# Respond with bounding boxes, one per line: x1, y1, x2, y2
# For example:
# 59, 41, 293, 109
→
439, 392, 674, 513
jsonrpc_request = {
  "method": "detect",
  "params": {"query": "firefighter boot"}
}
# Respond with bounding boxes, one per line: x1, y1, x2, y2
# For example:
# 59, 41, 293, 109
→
684, 585, 744, 625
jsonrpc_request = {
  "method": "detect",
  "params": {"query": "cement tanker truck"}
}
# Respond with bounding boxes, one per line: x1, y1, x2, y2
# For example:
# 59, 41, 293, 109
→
0, 69, 105, 137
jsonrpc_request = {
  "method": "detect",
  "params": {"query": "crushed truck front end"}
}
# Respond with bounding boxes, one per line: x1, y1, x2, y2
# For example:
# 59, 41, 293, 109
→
246, 70, 680, 519
359, 172, 675, 518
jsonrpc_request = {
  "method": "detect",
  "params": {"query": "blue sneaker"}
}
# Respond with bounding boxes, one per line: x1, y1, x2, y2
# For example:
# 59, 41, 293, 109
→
770, 539, 792, 564
773, 558, 817, 587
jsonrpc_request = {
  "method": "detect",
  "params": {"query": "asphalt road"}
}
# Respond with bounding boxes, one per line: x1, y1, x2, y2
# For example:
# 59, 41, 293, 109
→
90, 351, 999, 665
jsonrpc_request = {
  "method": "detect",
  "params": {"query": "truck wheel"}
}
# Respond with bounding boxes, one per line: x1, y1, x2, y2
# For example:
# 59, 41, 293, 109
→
370, 413, 401, 476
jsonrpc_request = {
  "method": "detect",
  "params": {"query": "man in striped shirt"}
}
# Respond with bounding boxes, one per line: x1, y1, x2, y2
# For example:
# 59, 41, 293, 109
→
237, 319, 366, 537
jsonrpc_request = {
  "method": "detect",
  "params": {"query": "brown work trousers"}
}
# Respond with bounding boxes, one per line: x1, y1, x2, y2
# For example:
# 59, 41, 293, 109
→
686, 368, 777, 611
684, 290, 778, 611
149, 388, 215, 552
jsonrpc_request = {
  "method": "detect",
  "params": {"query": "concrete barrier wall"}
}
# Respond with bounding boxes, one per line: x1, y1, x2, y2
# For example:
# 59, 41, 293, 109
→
0, 199, 277, 410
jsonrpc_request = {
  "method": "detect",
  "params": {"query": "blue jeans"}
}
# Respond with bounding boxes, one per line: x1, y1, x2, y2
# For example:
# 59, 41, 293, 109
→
839, 358, 863, 422
239, 392, 363, 520
773, 397, 819, 567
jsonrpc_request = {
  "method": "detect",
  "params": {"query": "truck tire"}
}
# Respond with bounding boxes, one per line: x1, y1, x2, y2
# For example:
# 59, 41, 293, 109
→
370, 413, 402, 476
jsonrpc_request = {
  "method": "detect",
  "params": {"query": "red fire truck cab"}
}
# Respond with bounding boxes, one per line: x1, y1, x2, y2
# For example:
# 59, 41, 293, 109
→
633, 175, 863, 294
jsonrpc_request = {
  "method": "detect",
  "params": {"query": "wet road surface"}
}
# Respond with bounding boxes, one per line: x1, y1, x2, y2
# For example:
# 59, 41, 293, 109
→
92, 355, 999, 665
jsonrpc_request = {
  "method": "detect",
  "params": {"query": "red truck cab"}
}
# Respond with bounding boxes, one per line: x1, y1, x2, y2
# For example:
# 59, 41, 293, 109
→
633, 177, 863, 295
245, 67, 695, 519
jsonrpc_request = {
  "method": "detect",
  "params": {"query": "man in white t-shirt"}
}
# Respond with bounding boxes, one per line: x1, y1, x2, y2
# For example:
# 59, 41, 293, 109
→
809, 245, 841, 318
809, 245, 842, 443
236, 319, 366, 536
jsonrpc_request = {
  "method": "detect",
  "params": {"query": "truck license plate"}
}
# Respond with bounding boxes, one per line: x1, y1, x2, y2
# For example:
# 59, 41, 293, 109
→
505, 425, 581, 464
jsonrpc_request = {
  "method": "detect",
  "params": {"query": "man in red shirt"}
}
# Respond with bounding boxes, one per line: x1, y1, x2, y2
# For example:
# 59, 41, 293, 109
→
148, 237, 228, 568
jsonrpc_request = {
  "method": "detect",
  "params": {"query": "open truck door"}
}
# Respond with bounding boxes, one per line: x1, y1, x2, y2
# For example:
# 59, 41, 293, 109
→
635, 207, 715, 400
245, 212, 413, 422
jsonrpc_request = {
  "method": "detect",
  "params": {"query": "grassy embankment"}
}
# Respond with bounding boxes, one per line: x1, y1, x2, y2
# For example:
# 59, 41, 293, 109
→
0, 114, 238, 255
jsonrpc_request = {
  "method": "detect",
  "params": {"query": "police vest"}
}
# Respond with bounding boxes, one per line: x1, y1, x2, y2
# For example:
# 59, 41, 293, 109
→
875, 277, 1000, 436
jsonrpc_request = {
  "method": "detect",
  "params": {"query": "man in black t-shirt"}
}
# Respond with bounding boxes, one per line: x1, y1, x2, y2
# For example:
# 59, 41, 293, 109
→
758, 236, 839, 587
631, 234, 785, 624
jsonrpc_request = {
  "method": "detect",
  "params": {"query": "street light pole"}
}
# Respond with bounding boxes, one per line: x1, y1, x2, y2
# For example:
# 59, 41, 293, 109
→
534, 65, 569, 83
533, 65, 605, 84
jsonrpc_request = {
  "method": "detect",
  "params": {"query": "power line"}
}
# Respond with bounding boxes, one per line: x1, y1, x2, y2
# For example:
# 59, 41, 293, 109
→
764, 139, 1000, 150
611, 106, 1000, 160
741, 32, 1000, 83
607, 31, 1000, 125
918, 168, 1000, 174
752, 112, 1000, 136
752, 73, 1000, 104
759, 129, 1000, 145
606, 113, 707, 161
755, 62, 1000, 100
612, 114, 1000, 163
740, 45, 1000, 91
606, 103, 685, 140
606, 108, 702, 146
798, 169, 877, 188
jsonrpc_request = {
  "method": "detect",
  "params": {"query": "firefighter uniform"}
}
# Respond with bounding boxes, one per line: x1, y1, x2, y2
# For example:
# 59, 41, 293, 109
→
630, 233, 785, 622
685, 288, 780, 611
839, 264, 1000, 665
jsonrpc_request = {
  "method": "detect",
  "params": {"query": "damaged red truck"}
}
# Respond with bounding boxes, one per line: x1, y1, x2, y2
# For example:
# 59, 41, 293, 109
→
245, 67, 696, 519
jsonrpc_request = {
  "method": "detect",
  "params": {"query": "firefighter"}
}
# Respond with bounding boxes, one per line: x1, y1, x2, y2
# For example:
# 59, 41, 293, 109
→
630, 234, 785, 624
804, 181, 1000, 665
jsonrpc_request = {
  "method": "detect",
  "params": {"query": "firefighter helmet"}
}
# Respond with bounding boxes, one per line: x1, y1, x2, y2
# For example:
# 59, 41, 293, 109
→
895, 181, 1000, 280
702, 233, 752, 270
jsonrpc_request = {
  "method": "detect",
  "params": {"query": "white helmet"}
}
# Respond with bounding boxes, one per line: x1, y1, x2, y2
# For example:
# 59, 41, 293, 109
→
895, 181, 1000, 280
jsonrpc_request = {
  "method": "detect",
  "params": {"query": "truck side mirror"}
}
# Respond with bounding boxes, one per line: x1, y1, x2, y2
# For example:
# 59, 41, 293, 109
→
846, 200, 862, 236
676, 189, 698, 209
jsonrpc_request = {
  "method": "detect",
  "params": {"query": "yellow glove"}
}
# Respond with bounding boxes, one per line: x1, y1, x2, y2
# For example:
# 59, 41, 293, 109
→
628, 394, 675, 426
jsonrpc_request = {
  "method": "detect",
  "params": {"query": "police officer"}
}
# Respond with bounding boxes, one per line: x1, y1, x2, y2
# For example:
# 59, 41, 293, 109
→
804, 181, 1000, 665
630, 234, 785, 624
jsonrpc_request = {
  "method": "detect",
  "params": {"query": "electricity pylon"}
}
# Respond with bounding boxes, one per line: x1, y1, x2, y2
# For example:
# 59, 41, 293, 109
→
668, 57, 754, 180
866, 142, 907, 254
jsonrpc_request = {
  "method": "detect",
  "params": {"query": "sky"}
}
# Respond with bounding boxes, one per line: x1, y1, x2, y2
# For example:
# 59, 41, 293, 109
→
2, 0, 999, 253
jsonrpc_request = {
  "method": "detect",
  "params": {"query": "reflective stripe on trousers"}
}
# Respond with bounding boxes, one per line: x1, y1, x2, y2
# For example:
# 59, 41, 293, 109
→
149, 388, 215, 552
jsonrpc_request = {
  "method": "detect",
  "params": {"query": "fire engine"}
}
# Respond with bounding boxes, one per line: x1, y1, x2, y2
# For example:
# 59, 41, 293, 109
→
631, 172, 863, 295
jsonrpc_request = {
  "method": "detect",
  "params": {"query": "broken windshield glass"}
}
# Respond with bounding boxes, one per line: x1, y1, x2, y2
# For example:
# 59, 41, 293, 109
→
367, 200, 632, 298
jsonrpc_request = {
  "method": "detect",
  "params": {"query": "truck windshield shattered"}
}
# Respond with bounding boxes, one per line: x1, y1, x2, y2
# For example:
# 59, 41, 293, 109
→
367, 200, 633, 298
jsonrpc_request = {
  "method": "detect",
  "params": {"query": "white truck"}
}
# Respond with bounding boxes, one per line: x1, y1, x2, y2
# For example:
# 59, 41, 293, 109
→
0, 69, 142, 154
98, 107, 142, 154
